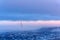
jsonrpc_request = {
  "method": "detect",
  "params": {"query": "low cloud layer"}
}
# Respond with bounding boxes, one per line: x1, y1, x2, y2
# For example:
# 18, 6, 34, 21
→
0, 20, 59, 32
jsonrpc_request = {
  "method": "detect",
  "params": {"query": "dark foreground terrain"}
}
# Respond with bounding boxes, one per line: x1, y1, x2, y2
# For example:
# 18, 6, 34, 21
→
0, 27, 59, 40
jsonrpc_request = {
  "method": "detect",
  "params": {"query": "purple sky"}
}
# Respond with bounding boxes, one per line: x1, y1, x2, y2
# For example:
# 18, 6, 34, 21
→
0, 0, 60, 32
0, 0, 60, 20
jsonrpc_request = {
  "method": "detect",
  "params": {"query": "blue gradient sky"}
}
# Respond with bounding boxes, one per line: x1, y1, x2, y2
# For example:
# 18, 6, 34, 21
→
0, 0, 60, 32
0, 0, 60, 20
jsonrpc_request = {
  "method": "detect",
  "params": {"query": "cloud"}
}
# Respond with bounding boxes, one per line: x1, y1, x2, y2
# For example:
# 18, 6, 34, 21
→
0, 20, 60, 32
18, 20, 60, 27
0, 20, 60, 26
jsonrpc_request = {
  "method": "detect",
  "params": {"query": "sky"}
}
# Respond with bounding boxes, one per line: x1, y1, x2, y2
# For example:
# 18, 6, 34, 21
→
0, 0, 60, 31
0, 0, 60, 20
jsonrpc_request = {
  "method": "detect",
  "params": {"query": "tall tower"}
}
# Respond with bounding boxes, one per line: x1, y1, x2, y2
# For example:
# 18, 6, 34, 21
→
21, 21, 23, 30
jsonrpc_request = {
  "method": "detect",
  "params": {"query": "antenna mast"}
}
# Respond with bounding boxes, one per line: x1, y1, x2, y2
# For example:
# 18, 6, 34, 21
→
21, 20, 23, 30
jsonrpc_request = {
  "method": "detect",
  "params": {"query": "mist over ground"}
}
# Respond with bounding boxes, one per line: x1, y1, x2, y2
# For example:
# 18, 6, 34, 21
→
0, 20, 59, 32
